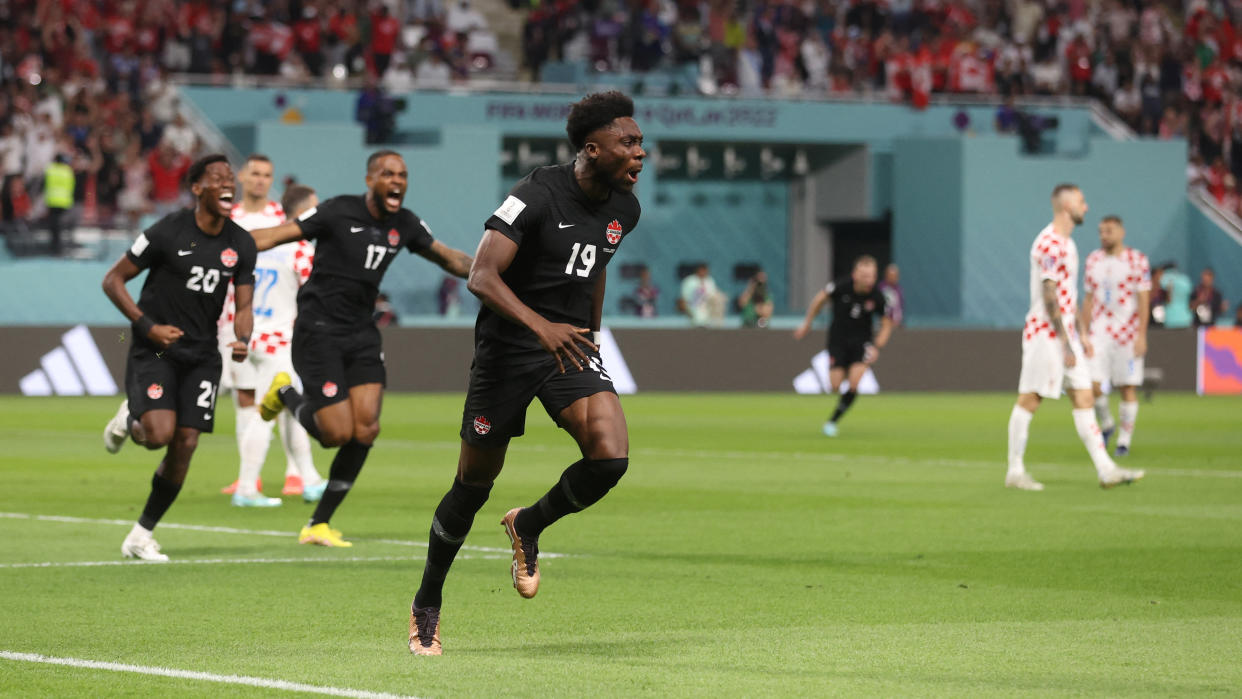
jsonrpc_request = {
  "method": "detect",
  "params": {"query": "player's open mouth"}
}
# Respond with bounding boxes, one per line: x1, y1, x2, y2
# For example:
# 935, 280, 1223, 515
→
385, 190, 402, 208
218, 192, 233, 207
626, 167, 641, 184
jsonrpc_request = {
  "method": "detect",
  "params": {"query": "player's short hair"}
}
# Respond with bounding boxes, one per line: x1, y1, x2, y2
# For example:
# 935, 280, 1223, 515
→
1100, 214, 1123, 226
367, 149, 403, 173
566, 91, 634, 151
186, 153, 229, 187
281, 184, 316, 216
244, 153, 272, 166
853, 254, 877, 270
1051, 183, 1079, 199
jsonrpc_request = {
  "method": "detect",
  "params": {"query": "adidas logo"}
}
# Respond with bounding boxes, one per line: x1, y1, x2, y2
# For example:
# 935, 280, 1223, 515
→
20, 325, 118, 396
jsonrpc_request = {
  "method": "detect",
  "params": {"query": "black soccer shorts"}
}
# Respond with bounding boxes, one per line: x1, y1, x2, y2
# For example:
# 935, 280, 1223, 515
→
125, 342, 223, 433
828, 337, 869, 368
459, 351, 617, 447
292, 321, 386, 411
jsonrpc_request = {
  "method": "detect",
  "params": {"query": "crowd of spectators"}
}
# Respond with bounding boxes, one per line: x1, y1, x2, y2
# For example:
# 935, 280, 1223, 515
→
0, 0, 496, 250
518, 0, 1242, 197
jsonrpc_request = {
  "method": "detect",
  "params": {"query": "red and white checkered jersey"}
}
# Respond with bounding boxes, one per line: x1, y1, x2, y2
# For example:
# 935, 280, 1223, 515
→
250, 240, 314, 355
1084, 247, 1151, 346
218, 201, 286, 344
1023, 224, 1079, 341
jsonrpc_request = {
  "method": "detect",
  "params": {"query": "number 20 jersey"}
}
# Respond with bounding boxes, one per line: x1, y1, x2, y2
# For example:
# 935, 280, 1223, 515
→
293, 194, 435, 329
127, 208, 257, 358
476, 163, 641, 364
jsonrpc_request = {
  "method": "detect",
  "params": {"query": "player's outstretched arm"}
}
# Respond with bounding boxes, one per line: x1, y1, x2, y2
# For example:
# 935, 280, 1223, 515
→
793, 288, 830, 340
875, 316, 894, 349
250, 221, 304, 251
230, 283, 253, 362
102, 255, 183, 349
418, 239, 473, 279
468, 229, 597, 373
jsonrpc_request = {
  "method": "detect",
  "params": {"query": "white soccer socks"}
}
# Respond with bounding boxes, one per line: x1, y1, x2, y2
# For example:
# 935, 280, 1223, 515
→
237, 417, 275, 498
1007, 405, 1034, 476
1117, 401, 1139, 449
1093, 394, 1115, 432
235, 402, 258, 453
1072, 408, 1116, 476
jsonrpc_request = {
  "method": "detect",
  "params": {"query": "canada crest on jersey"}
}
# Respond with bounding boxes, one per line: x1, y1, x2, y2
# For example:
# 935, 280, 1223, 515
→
387, 228, 400, 247
147, 383, 163, 400
605, 220, 623, 245
473, 415, 491, 435
220, 248, 238, 268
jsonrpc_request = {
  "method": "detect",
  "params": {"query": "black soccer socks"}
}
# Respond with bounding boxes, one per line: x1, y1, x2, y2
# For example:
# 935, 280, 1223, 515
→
414, 478, 493, 609
830, 391, 858, 423
308, 439, 371, 526
138, 473, 183, 530
515, 457, 629, 537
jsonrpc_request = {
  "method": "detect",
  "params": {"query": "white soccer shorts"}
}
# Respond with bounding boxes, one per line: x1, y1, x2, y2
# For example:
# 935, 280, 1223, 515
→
1018, 334, 1091, 399
219, 341, 258, 392
1088, 335, 1144, 388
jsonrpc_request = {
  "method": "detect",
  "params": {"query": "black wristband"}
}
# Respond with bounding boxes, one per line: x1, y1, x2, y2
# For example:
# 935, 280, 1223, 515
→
236, 335, 250, 346
134, 315, 155, 339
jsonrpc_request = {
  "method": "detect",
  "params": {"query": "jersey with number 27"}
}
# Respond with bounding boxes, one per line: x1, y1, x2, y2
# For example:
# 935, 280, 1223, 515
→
293, 194, 434, 328
127, 208, 257, 356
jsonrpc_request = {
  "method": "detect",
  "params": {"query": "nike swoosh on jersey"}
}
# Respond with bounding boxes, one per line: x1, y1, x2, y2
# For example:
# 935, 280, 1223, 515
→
558, 222, 575, 229
350, 226, 366, 233
177, 250, 193, 256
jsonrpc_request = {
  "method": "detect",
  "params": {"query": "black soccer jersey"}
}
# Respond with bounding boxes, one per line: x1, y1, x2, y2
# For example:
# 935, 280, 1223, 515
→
127, 209, 257, 358
476, 163, 640, 363
294, 194, 435, 328
826, 277, 886, 345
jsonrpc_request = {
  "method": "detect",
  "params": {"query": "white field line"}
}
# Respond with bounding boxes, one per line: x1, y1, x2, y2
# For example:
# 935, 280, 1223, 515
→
0, 651, 420, 699
0, 512, 568, 558
384, 439, 1242, 478
0, 554, 507, 570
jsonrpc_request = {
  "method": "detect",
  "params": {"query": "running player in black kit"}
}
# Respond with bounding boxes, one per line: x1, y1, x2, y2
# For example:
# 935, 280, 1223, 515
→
100, 154, 257, 561
250, 150, 473, 548
794, 255, 894, 437
407, 91, 645, 656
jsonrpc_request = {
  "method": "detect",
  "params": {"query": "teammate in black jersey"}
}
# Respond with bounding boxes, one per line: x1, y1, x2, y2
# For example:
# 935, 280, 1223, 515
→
794, 255, 894, 437
249, 150, 473, 548
408, 91, 645, 656
101, 154, 257, 561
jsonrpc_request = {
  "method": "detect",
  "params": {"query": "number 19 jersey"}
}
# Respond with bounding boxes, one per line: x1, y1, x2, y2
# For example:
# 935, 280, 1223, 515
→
476, 163, 641, 364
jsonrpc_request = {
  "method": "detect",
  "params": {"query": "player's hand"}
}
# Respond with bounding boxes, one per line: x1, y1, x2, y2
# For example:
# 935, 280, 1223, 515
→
1081, 336, 1094, 359
792, 323, 809, 341
148, 324, 183, 350
1062, 341, 1077, 368
863, 342, 879, 364
535, 322, 597, 373
228, 340, 248, 363
1133, 335, 1147, 357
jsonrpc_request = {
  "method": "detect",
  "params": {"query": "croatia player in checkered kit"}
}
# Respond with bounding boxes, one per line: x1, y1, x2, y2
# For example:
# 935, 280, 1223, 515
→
224, 183, 327, 507
1081, 215, 1150, 457
217, 154, 318, 501
1006, 184, 1144, 491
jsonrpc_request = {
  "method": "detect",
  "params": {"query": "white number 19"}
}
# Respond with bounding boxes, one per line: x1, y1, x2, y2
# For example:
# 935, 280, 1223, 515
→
564, 243, 596, 278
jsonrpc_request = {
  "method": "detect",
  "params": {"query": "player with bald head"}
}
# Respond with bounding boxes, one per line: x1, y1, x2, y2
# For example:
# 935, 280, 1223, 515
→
1006, 184, 1144, 491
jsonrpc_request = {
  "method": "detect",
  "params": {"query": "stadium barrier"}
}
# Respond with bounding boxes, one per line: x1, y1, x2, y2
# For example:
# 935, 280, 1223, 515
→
5, 325, 1199, 395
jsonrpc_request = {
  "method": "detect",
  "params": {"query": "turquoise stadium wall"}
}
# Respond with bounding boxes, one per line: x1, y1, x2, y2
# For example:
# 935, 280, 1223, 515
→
2, 87, 1234, 326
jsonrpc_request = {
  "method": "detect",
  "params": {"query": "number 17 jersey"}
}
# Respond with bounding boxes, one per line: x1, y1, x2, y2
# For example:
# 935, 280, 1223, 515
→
293, 194, 435, 329
476, 163, 641, 364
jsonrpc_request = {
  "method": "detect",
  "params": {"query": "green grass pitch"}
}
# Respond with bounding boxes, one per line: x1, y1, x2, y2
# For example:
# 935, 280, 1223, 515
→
1, 392, 1239, 697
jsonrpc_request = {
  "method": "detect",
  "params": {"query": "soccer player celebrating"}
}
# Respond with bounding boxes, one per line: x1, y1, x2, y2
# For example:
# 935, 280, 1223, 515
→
1006, 184, 1144, 491
100, 154, 257, 561
408, 91, 644, 656
250, 150, 473, 547
1082, 215, 1151, 456
226, 183, 327, 507
793, 255, 893, 437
